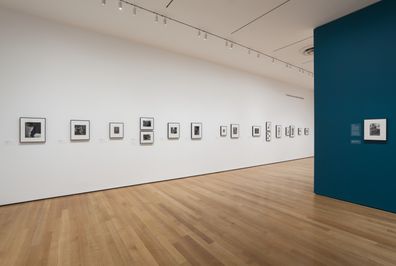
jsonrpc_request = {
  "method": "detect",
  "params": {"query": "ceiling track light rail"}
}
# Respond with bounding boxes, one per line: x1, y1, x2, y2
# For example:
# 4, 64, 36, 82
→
101, 0, 313, 77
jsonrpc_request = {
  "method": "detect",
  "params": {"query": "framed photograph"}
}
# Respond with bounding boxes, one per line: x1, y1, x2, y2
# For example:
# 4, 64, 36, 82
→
230, 124, 240, 139
19, 117, 46, 143
140, 131, 154, 144
252, 126, 261, 137
109, 122, 124, 139
220, 126, 227, 137
275, 125, 282, 139
191, 122, 202, 139
298, 128, 302, 136
304, 128, 310, 136
266, 122, 272, 131
364, 119, 387, 141
285, 126, 290, 136
290, 125, 295, 138
70, 120, 90, 141
266, 132, 271, 142
168, 122, 180, 139
140, 117, 154, 131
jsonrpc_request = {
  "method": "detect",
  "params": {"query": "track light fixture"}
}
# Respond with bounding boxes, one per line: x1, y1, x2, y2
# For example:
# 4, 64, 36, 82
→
102, 0, 313, 77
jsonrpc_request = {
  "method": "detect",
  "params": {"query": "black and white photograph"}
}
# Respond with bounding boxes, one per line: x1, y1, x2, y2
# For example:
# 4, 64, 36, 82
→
364, 119, 387, 141
266, 122, 272, 131
140, 117, 154, 131
19, 117, 46, 143
140, 131, 154, 144
220, 126, 227, 137
298, 128, 302, 136
266, 132, 271, 142
252, 126, 261, 137
168, 122, 180, 139
276, 125, 282, 139
304, 128, 310, 136
230, 124, 240, 139
109, 122, 124, 139
290, 125, 295, 138
70, 120, 90, 141
191, 122, 202, 139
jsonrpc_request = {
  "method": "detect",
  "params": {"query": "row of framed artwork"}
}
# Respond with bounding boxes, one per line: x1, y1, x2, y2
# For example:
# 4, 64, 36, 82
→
19, 117, 310, 144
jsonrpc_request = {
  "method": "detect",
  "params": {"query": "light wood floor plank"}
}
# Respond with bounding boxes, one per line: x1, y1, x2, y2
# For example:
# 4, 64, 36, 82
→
1, 158, 396, 265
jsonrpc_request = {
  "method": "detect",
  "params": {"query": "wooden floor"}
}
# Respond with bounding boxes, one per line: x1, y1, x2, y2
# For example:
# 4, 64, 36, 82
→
1, 158, 396, 266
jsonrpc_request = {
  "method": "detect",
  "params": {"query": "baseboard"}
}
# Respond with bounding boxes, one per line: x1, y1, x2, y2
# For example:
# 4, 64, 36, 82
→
0, 156, 314, 207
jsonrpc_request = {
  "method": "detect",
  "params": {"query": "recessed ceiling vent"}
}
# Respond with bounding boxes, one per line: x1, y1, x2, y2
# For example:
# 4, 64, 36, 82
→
302, 46, 314, 56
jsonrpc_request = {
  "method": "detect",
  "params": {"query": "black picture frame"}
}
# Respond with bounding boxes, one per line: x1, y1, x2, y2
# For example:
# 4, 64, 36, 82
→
191, 122, 202, 140
70, 120, 90, 141
220, 126, 227, 137
252, 126, 261, 137
168, 122, 180, 139
140, 131, 154, 144
230, 124, 240, 139
19, 117, 46, 143
109, 122, 124, 139
140, 117, 154, 131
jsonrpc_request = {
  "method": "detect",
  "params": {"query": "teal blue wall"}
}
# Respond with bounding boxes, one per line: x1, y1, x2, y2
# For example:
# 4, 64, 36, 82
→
314, 0, 396, 213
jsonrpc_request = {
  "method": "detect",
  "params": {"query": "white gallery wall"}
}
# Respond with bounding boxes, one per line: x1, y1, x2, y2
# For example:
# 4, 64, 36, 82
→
0, 8, 314, 205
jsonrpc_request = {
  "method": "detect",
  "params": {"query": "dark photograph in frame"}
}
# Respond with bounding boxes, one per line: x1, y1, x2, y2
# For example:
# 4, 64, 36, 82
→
140, 131, 154, 144
220, 126, 227, 137
191, 122, 202, 139
109, 122, 124, 139
168, 122, 180, 139
252, 126, 261, 137
140, 117, 154, 131
19, 117, 46, 143
364, 119, 387, 141
70, 120, 90, 141
230, 124, 240, 139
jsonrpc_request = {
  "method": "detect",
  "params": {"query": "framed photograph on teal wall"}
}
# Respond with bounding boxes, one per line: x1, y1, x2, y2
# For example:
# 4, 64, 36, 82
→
364, 119, 387, 141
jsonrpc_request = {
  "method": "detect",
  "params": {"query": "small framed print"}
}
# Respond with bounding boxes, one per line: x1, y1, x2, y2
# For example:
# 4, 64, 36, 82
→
230, 124, 240, 139
266, 132, 271, 142
140, 131, 154, 144
276, 125, 282, 139
109, 122, 124, 139
19, 117, 46, 143
252, 126, 261, 137
220, 126, 227, 137
191, 122, 202, 139
364, 119, 387, 141
285, 126, 290, 136
168, 122, 180, 139
266, 122, 272, 131
298, 128, 302, 136
140, 117, 154, 131
71, 120, 90, 141
290, 125, 295, 138
304, 128, 310, 136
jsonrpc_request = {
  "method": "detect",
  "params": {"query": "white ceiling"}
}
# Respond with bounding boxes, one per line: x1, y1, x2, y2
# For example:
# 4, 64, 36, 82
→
0, 0, 379, 89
